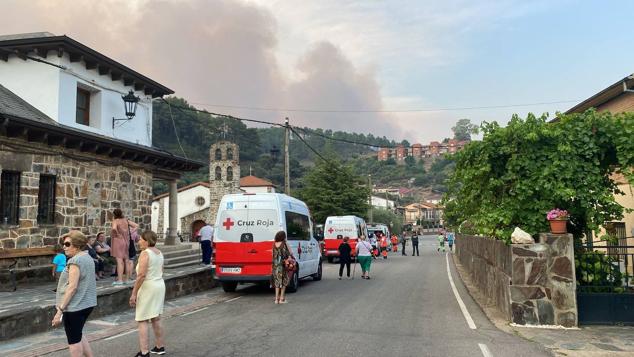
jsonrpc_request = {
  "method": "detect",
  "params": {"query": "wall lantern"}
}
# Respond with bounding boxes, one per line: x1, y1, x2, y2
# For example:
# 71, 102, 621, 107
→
112, 90, 140, 129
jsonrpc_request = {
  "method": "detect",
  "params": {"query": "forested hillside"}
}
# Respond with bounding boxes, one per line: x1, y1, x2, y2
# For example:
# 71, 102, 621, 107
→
152, 97, 454, 196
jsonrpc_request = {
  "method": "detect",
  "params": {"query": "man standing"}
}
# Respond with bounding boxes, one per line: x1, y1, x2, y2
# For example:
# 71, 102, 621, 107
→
411, 232, 420, 256
199, 222, 214, 266
401, 234, 407, 256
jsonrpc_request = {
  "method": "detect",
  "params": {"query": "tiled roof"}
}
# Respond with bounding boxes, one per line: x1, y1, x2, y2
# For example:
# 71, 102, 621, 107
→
239, 175, 275, 187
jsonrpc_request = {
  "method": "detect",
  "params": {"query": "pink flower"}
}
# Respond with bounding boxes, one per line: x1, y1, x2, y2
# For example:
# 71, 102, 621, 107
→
547, 208, 569, 220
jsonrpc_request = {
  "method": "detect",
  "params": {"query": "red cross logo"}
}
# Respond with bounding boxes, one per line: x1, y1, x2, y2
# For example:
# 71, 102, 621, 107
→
328, 227, 334, 234
222, 218, 235, 230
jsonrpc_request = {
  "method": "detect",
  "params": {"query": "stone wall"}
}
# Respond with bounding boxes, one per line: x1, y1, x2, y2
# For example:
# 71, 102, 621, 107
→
510, 233, 577, 327
456, 233, 578, 327
0, 142, 153, 274
455, 235, 513, 320
0, 268, 216, 341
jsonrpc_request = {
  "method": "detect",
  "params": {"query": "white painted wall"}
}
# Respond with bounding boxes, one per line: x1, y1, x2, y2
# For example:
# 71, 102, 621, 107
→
151, 201, 160, 233
0, 51, 153, 146
242, 186, 275, 194
371, 196, 395, 209
156, 185, 211, 234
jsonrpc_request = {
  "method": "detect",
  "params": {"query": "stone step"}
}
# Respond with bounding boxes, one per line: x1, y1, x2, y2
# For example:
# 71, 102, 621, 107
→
164, 259, 203, 270
162, 249, 200, 259
156, 244, 195, 253
164, 253, 201, 266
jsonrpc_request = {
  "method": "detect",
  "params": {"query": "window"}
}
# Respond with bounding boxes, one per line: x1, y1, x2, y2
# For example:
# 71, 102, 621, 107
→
37, 175, 56, 224
215, 166, 222, 180
226, 166, 233, 181
0, 171, 21, 225
285, 211, 310, 241
227, 148, 233, 160
76, 88, 90, 125
215, 148, 222, 161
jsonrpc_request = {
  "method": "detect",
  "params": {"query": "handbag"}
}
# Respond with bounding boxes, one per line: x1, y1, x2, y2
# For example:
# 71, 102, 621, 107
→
127, 220, 138, 258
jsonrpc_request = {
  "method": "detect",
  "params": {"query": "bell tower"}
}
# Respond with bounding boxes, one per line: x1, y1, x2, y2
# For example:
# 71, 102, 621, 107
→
209, 141, 241, 223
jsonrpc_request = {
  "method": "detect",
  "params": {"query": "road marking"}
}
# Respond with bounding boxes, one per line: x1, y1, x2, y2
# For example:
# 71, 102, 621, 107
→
478, 343, 493, 357
181, 306, 209, 317
225, 296, 242, 303
88, 319, 118, 326
103, 329, 136, 341
446, 252, 477, 329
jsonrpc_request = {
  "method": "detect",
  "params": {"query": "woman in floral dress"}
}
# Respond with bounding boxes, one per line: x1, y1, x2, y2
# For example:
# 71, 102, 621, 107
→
272, 231, 291, 304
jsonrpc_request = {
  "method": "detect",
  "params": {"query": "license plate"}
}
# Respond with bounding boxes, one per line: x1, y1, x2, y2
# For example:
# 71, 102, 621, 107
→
221, 267, 241, 274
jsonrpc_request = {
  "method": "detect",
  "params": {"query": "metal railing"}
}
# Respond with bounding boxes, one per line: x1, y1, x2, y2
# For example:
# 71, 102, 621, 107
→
576, 246, 633, 293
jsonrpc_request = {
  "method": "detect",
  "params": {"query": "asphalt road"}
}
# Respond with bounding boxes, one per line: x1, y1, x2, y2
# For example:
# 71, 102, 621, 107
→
47, 235, 550, 357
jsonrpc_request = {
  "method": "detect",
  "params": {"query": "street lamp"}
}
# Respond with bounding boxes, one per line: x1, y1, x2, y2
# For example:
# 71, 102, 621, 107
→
112, 90, 140, 129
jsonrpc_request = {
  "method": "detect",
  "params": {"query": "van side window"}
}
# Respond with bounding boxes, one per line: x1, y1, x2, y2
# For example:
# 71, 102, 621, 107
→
285, 211, 310, 241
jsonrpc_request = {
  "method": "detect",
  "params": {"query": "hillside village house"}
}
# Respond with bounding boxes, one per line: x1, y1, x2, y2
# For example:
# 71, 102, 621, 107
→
151, 175, 276, 239
377, 139, 468, 162
403, 202, 443, 226
0, 33, 202, 284
565, 74, 634, 249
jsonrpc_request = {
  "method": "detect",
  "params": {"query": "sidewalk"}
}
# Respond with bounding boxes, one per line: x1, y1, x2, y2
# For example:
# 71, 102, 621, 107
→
0, 264, 215, 341
0, 288, 235, 357
451, 253, 634, 356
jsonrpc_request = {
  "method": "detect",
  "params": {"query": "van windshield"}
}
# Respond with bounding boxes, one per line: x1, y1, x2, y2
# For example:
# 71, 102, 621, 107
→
216, 209, 280, 243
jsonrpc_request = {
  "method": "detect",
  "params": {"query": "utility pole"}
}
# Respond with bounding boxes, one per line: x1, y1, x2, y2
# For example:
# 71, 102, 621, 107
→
284, 117, 290, 195
368, 174, 373, 223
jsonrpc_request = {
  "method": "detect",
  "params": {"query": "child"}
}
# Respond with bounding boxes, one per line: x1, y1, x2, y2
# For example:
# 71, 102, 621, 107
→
437, 231, 446, 252
51, 246, 66, 291
447, 231, 455, 252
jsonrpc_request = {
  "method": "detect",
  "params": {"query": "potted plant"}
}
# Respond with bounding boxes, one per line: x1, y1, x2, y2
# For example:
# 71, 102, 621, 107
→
547, 208, 569, 234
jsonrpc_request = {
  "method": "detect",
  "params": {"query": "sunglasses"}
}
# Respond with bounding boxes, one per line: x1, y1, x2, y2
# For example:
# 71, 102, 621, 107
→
63, 242, 72, 248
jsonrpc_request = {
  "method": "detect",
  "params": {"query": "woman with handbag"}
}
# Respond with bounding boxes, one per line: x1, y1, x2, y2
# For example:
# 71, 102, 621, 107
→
271, 231, 294, 304
110, 208, 139, 286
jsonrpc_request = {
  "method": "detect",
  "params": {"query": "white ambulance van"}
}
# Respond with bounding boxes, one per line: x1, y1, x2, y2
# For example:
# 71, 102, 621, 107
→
323, 215, 368, 263
213, 193, 322, 293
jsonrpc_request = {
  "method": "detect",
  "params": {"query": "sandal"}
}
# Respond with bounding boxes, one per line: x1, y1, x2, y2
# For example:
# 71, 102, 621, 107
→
279, 299, 287, 304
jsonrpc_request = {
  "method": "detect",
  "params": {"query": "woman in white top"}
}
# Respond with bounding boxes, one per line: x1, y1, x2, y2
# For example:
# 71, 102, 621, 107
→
130, 231, 166, 357
355, 235, 374, 279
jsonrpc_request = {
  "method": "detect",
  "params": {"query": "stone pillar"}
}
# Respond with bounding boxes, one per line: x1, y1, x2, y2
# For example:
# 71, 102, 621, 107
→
165, 180, 178, 246
509, 233, 577, 327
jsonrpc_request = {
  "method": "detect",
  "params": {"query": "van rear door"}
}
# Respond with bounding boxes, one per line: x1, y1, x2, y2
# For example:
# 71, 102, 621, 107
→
215, 203, 280, 278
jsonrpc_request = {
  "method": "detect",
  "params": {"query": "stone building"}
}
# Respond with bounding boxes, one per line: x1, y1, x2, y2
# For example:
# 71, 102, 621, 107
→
208, 141, 241, 222
0, 33, 203, 284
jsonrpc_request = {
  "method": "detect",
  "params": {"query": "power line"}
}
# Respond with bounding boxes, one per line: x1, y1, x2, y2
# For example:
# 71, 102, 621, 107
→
189, 99, 581, 114
162, 101, 405, 149
161, 98, 188, 159
292, 126, 396, 149
288, 126, 348, 176
0, 47, 68, 70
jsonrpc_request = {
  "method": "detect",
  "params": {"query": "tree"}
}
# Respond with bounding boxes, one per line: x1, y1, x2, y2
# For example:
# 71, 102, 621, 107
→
371, 208, 404, 234
443, 110, 634, 242
452, 118, 478, 141
404, 155, 416, 167
296, 156, 370, 225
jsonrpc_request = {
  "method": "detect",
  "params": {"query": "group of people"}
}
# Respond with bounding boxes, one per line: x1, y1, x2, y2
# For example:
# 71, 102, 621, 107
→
336, 235, 374, 279
51, 208, 167, 357
437, 230, 455, 252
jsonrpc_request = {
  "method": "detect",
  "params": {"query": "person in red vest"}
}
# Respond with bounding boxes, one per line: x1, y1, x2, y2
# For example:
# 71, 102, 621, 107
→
379, 234, 389, 259
390, 235, 398, 253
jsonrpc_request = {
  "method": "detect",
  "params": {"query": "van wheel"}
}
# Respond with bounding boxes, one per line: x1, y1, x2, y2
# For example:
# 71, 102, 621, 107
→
312, 261, 322, 281
221, 282, 237, 293
287, 271, 299, 293
327, 256, 334, 264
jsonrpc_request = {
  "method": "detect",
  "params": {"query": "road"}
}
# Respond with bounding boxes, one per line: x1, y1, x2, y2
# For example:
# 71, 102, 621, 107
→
44, 235, 549, 357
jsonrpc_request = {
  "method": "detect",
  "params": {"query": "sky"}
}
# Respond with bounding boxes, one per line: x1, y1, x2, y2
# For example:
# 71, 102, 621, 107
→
2, 0, 634, 144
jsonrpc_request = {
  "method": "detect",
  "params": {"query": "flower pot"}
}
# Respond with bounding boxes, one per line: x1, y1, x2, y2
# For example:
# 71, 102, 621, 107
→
549, 219, 567, 234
